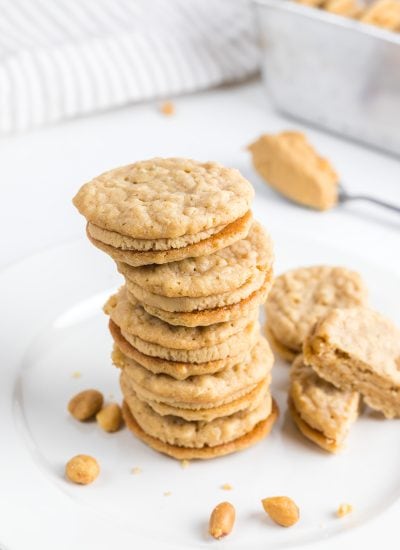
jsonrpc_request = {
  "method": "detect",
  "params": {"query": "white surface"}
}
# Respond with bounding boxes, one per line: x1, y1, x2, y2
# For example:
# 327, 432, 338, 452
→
1, 230, 399, 550
1, 80, 400, 550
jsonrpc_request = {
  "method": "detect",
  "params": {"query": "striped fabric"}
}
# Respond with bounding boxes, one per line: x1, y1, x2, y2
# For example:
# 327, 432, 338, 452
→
0, 0, 259, 134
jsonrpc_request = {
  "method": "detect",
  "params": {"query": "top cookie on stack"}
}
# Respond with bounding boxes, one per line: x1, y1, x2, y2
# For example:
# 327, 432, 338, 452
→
73, 158, 254, 266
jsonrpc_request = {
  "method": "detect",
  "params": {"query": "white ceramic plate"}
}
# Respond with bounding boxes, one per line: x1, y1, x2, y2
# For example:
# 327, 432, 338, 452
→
1, 230, 399, 550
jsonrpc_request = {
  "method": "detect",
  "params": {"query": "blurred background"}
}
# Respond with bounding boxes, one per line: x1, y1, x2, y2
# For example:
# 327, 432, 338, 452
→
0, 0, 399, 269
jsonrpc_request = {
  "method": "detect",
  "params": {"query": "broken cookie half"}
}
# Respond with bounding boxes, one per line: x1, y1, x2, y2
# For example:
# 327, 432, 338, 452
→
289, 355, 360, 453
304, 307, 400, 419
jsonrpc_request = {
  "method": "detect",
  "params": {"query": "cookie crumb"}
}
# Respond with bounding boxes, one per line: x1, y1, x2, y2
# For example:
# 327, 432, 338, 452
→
71, 371, 81, 378
221, 483, 233, 491
180, 459, 190, 469
164, 491, 172, 496
337, 503, 353, 517
160, 101, 175, 116
131, 467, 142, 475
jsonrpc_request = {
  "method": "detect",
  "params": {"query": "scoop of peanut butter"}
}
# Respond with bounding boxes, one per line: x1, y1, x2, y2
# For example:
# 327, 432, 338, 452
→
248, 131, 338, 211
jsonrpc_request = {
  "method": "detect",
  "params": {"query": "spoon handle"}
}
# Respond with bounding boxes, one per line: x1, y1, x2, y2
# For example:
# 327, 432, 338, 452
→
339, 188, 400, 215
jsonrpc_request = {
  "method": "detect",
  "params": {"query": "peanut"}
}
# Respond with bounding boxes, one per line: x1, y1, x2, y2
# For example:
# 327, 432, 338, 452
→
65, 454, 99, 485
96, 403, 123, 432
209, 502, 235, 539
337, 503, 353, 517
68, 389, 103, 421
261, 496, 299, 527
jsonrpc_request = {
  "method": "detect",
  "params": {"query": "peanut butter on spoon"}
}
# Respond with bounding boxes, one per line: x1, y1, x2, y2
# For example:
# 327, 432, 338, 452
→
248, 131, 339, 211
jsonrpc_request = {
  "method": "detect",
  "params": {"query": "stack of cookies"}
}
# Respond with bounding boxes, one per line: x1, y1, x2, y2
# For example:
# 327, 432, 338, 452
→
73, 158, 278, 459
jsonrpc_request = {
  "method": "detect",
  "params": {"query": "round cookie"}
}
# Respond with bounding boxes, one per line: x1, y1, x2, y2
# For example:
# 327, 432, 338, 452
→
73, 158, 254, 239
118, 319, 259, 363
115, 336, 273, 407
87, 212, 252, 267
123, 390, 272, 448
125, 268, 265, 313
122, 399, 279, 460
117, 222, 273, 298
88, 221, 226, 251
104, 288, 258, 350
265, 265, 368, 357
121, 374, 271, 421
109, 320, 251, 379
138, 273, 272, 327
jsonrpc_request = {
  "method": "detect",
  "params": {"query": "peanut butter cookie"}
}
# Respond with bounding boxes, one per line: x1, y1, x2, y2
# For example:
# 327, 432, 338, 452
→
289, 355, 360, 452
265, 266, 367, 361
73, 158, 254, 239
304, 307, 400, 418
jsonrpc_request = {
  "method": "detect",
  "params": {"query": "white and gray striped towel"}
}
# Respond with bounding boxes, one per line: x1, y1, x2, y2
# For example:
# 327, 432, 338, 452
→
0, 0, 259, 134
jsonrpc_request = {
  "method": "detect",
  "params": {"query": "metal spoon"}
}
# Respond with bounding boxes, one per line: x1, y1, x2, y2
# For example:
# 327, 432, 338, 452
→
338, 184, 400, 214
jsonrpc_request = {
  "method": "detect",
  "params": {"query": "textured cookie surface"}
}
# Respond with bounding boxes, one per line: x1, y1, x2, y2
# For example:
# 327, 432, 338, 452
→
104, 287, 257, 350
118, 318, 259, 363
73, 158, 254, 239
139, 274, 271, 326
118, 222, 273, 298
87, 212, 252, 267
303, 307, 400, 418
114, 336, 273, 406
360, 0, 400, 30
126, 268, 266, 312
123, 389, 271, 448
110, 320, 250, 380
289, 355, 359, 451
88, 221, 226, 251
119, 376, 271, 422
122, 399, 279, 459
289, 400, 338, 453
266, 265, 368, 352
121, 376, 270, 422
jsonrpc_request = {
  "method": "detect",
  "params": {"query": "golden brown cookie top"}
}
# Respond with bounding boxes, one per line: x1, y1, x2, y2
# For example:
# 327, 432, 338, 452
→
73, 158, 254, 239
